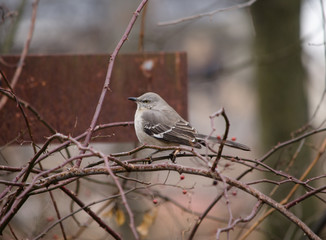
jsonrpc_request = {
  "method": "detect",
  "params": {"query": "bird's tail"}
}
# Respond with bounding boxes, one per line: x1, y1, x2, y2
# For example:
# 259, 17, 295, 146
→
196, 133, 250, 151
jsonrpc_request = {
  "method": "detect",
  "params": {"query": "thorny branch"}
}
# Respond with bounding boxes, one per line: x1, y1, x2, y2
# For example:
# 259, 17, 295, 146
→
9, 156, 323, 240
0, 123, 325, 239
75, 0, 149, 169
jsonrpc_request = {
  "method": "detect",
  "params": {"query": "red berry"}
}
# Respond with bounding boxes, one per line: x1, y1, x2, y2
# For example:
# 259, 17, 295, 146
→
182, 189, 187, 194
231, 137, 236, 141
232, 191, 237, 196
153, 199, 158, 204
217, 135, 221, 140
180, 175, 185, 180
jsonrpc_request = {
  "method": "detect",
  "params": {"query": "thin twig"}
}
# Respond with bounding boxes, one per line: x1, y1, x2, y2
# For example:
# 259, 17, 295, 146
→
285, 185, 326, 209
0, 0, 40, 110
75, 0, 149, 167
8, 224, 19, 240
48, 188, 67, 240
66, 135, 138, 239
216, 201, 262, 239
239, 138, 326, 240
210, 108, 230, 171
0, 70, 37, 154
0, 134, 61, 232
138, 1, 148, 52
157, 0, 257, 26
103, 155, 139, 239
60, 187, 121, 240
34, 187, 140, 240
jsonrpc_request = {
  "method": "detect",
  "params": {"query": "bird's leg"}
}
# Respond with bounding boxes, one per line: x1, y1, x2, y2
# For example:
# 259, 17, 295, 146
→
169, 149, 180, 163
147, 149, 161, 164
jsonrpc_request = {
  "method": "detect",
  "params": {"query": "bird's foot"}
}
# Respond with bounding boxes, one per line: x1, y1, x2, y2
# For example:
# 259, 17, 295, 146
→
169, 149, 180, 163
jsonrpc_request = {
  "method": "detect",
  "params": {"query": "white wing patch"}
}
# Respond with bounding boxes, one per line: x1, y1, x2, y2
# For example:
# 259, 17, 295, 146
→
152, 127, 173, 139
142, 117, 201, 148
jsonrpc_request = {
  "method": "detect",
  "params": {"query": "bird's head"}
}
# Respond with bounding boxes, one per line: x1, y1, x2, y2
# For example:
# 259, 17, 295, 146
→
128, 92, 164, 110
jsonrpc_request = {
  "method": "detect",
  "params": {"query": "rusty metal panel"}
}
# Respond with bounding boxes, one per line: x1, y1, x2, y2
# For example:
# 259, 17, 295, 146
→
0, 53, 187, 144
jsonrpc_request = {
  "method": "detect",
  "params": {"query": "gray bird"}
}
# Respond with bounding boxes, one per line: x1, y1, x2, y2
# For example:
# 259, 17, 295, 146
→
128, 92, 250, 151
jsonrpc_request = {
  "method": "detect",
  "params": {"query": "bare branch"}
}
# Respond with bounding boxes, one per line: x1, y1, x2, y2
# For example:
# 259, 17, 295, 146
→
0, 0, 40, 110
30, 163, 321, 239
216, 201, 263, 239
76, 0, 149, 167
210, 108, 230, 171
157, 0, 257, 26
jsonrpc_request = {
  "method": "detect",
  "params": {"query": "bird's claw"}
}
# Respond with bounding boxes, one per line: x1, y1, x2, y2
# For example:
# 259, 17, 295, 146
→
169, 149, 180, 163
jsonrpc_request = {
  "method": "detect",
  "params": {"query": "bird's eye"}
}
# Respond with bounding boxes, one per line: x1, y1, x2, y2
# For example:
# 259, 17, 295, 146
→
143, 99, 149, 103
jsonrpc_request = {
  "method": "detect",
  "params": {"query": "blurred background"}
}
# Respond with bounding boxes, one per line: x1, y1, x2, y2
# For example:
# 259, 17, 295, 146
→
1, 0, 326, 239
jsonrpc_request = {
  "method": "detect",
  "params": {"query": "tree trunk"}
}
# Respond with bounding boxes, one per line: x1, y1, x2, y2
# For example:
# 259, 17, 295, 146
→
251, 0, 314, 238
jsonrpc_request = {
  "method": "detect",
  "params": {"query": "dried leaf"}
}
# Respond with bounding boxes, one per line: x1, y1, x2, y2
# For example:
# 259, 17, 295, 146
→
102, 206, 125, 226
115, 208, 125, 226
137, 209, 158, 238
102, 208, 114, 218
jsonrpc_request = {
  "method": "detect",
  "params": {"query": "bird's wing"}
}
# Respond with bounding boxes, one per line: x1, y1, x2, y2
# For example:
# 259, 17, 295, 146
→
142, 111, 201, 148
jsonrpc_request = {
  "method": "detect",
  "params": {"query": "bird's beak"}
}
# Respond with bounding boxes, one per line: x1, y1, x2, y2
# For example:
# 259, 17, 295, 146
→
128, 97, 138, 102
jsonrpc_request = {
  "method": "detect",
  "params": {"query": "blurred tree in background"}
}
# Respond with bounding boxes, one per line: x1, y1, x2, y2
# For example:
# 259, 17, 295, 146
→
251, 0, 319, 239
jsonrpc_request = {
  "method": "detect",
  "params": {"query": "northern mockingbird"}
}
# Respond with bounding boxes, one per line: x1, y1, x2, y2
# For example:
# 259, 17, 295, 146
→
128, 92, 250, 151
